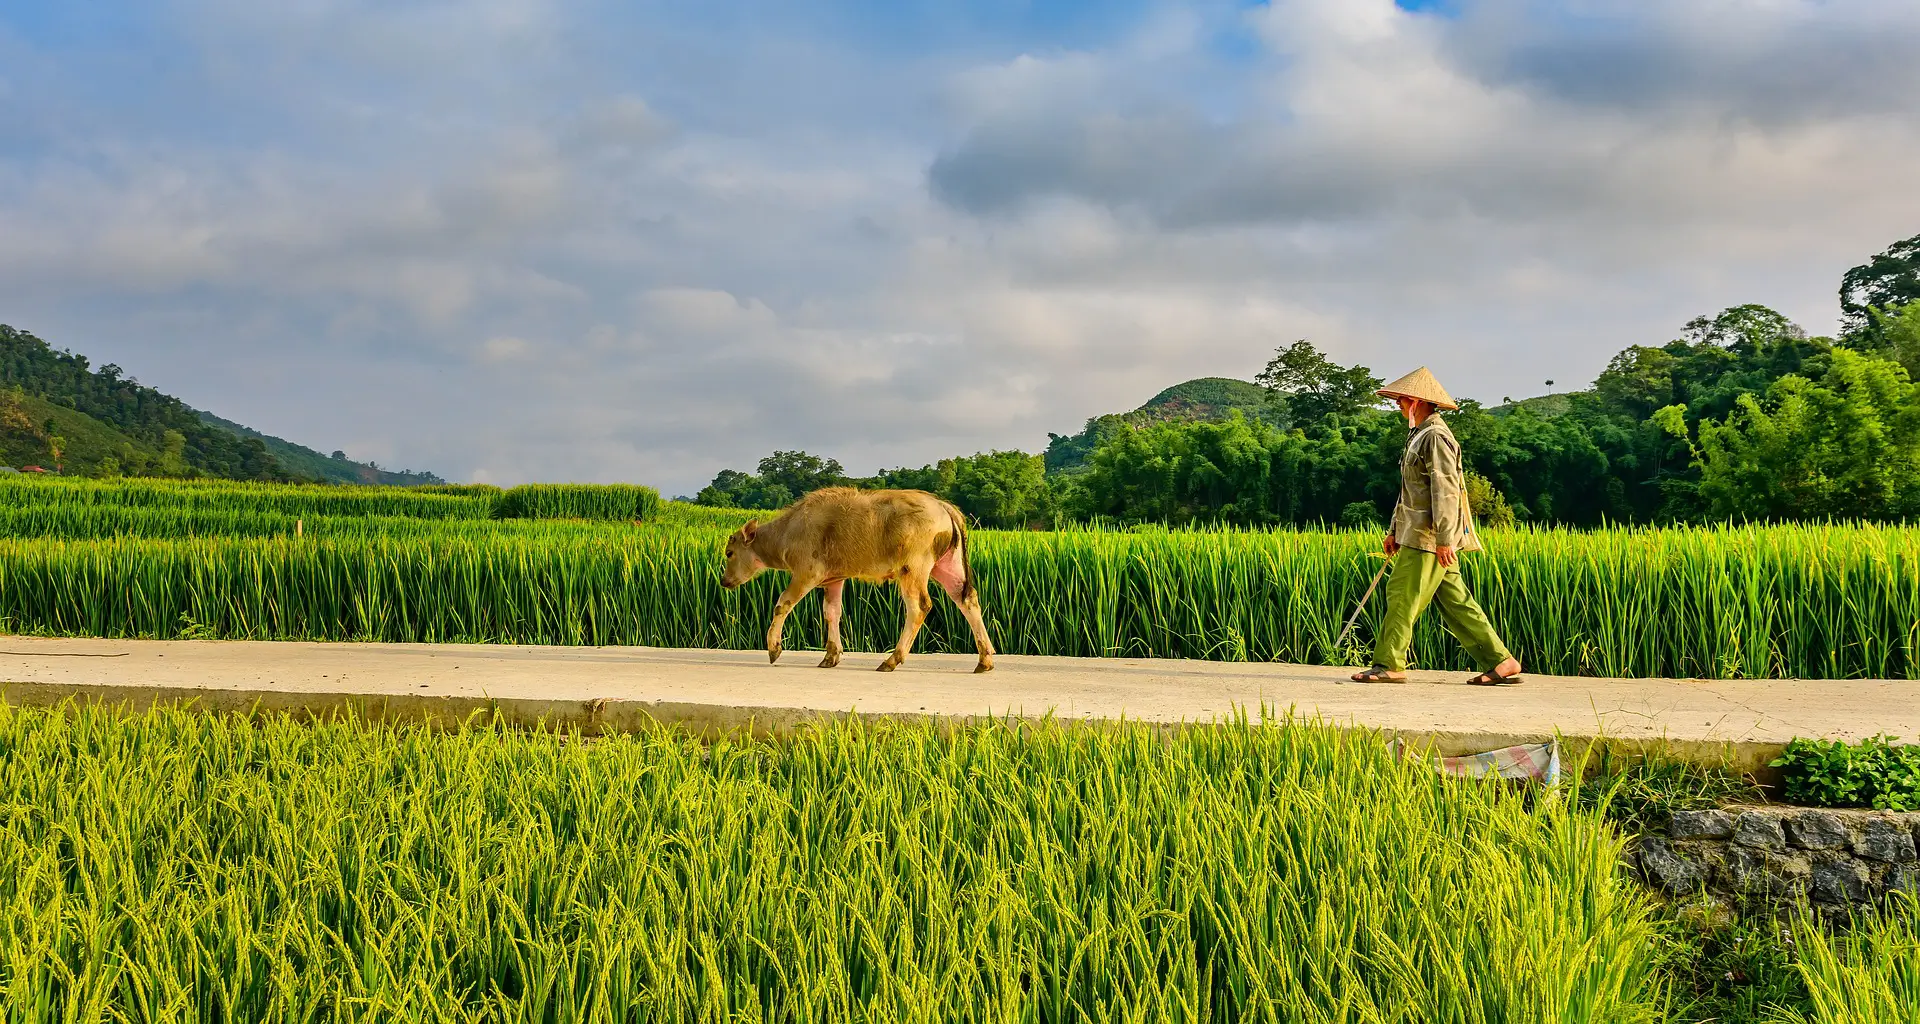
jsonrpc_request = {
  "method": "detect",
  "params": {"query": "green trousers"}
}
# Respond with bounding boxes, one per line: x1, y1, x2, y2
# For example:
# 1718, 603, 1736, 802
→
1372, 546, 1512, 673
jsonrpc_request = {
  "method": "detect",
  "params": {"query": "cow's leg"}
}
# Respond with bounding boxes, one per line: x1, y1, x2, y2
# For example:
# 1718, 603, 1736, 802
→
766, 575, 817, 664
935, 576, 996, 674
877, 569, 931, 672
818, 579, 845, 668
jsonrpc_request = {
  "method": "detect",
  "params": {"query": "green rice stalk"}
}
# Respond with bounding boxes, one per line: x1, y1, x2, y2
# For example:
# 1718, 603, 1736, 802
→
0, 520, 1917, 678
0, 702, 1660, 1023
1773, 891, 1920, 1024
493, 484, 662, 522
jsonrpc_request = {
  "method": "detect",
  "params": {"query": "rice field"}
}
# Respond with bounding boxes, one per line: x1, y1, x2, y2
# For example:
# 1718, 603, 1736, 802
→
0, 518, 1916, 679
1, 475, 496, 518
0, 477, 661, 524
1782, 892, 1920, 1024
0, 702, 1661, 1023
3, 479, 1916, 1023
3, 476, 1918, 678
494, 483, 661, 522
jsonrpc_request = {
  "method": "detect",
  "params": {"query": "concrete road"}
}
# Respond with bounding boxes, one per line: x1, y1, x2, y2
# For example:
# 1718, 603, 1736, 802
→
2, 636, 1914, 776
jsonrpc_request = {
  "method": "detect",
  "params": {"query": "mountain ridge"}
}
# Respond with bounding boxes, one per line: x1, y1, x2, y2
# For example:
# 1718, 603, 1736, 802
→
0, 323, 444, 484
193, 409, 443, 486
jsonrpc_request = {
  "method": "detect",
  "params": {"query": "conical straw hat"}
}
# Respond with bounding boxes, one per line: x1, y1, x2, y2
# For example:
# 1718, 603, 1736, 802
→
1377, 366, 1458, 410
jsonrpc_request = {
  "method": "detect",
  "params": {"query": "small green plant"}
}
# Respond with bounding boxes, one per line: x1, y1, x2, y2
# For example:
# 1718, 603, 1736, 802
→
1337, 501, 1379, 530
1770, 735, 1920, 811
1579, 747, 1763, 834
174, 613, 218, 640
1649, 899, 1810, 1024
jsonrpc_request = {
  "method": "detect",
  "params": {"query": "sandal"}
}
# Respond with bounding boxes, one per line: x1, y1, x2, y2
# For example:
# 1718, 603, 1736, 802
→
1349, 666, 1409, 684
1466, 669, 1523, 686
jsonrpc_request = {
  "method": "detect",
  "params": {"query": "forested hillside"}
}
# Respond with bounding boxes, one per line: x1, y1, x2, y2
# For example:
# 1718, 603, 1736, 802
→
0, 324, 441, 484
692, 232, 1920, 529
195, 410, 443, 486
1043, 377, 1274, 472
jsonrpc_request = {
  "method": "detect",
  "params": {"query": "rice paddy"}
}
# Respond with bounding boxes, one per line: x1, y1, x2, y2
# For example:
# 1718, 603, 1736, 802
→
0, 702, 1661, 1023
3, 478, 1916, 1022
2, 474, 1918, 677
1782, 892, 1920, 1023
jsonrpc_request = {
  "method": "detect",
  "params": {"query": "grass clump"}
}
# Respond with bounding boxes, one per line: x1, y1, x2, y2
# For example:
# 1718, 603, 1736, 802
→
1578, 747, 1765, 835
1650, 900, 1811, 1024
0, 703, 1661, 1023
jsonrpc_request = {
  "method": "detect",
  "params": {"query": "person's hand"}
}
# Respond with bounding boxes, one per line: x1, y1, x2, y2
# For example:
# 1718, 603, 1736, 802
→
1436, 545, 1456, 567
1383, 533, 1399, 556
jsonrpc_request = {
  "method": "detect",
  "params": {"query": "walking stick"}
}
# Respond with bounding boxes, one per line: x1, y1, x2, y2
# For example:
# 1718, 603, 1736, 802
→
1335, 558, 1390, 651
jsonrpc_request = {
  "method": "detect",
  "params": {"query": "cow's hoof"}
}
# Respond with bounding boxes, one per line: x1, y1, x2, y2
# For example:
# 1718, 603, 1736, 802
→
876, 658, 898, 673
767, 646, 782, 664
974, 661, 994, 673
818, 652, 841, 669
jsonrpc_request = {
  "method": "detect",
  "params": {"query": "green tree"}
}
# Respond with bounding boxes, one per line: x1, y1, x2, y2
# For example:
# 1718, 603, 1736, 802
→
1681, 304, 1806, 350
1658, 349, 1920, 520
695, 468, 794, 510
865, 463, 943, 493
756, 450, 844, 495
942, 451, 1052, 528
1870, 301, 1920, 379
1044, 414, 1126, 473
1592, 346, 1679, 420
1254, 340, 1383, 428
1070, 411, 1397, 526
1338, 501, 1379, 530
159, 430, 189, 477
1840, 233, 1920, 339
117, 442, 151, 477
1464, 471, 1516, 529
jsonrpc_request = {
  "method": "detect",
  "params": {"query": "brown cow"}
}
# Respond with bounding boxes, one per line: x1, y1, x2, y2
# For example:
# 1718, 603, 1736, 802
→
719, 487, 995, 673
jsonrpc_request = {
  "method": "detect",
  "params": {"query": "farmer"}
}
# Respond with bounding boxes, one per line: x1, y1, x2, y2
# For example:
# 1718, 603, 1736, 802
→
1349, 367, 1524, 685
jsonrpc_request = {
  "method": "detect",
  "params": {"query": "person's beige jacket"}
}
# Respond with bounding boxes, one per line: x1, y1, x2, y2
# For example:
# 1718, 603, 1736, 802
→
1391, 413, 1481, 554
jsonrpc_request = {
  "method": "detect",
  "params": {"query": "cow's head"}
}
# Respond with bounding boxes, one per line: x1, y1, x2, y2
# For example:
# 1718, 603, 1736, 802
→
720, 520, 765, 590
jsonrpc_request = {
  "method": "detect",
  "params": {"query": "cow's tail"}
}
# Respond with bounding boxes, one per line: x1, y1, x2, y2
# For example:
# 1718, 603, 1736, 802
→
944, 502, 975, 600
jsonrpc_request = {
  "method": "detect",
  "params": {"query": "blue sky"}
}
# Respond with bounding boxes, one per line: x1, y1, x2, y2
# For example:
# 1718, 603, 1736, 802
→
3, 1, 1918, 490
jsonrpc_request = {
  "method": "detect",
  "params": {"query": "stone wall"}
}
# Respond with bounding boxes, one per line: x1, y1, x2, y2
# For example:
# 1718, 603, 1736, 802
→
1631, 805, 1919, 910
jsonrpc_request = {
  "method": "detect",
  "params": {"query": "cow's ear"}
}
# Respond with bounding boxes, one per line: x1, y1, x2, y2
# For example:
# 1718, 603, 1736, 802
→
741, 519, 758, 542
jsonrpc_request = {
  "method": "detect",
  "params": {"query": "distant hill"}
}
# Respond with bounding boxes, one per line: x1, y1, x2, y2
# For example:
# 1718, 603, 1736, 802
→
1132, 377, 1272, 423
1045, 377, 1278, 472
0, 323, 444, 484
195, 410, 443, 486
1490, 393, 1574, 418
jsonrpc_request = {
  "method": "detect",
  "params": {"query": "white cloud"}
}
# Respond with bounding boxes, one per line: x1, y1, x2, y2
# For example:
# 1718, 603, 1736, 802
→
479, 335, 533, 363
2, 0, 1917, 494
